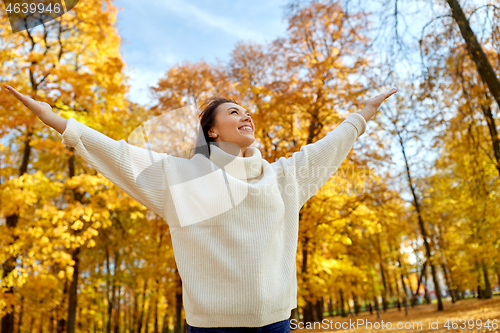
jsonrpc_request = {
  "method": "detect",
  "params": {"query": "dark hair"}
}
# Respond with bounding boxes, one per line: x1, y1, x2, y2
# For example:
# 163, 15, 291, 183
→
194, 97, 239, 159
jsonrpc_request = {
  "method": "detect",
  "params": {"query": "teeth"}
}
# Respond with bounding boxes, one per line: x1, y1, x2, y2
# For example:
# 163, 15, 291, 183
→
239, 126, 252, 131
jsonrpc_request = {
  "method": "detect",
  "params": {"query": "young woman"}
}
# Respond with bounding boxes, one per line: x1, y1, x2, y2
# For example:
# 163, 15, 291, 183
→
4, 84, 397, 333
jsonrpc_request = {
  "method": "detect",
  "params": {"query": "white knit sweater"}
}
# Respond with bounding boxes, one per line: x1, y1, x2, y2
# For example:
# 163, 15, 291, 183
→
59, 112, 367, 327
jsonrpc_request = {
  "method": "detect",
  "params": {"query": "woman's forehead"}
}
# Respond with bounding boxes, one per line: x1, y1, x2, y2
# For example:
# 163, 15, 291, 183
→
220, 102, 245, 111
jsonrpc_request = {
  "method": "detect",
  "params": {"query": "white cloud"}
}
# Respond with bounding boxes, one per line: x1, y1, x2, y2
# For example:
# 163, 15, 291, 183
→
123, 65, 167, 106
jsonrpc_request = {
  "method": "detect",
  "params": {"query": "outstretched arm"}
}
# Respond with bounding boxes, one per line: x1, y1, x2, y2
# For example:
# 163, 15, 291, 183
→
4, 85, 168, 219
271, 88, 397, 209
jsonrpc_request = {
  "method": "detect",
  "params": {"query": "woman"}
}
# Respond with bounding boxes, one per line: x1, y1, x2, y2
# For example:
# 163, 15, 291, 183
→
4, 84, 397, 332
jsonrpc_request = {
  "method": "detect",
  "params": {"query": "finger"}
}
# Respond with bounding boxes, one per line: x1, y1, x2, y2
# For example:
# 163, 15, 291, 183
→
5, 85, 31, 104
4, 85, 25, 100
4, 85, 38, 108
386, 88, 397, 96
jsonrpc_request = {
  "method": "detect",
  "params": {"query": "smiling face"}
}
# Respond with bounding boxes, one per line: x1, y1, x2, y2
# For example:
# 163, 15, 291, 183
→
208, 103, 255, 156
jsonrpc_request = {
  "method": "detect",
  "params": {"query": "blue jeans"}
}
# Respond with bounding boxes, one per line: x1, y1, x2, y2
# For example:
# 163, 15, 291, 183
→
187, 318, 291, 333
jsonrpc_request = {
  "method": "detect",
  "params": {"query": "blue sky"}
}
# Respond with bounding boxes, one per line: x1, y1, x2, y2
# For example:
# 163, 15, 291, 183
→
113, 0, 290, 107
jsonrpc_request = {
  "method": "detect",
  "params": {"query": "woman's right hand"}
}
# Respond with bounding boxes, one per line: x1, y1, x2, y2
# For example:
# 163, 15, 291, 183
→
4, 85, 53, 120
4, 84, 67, 134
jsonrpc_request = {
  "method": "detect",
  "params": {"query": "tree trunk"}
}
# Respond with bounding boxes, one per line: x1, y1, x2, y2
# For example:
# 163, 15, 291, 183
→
373, 296, 381, 319
413, 260, 427, 307
496, 264, 500, 291
29, 316, 35, 333
1, 129, 33, 333
397, 256, 412, 299
57, 280, 68, 333
302, 301, 316, 323
352, 293, 359, 315
174, 272, 183, 333
441, 263, 456, 303
446, 0, 500, 107
290, 308, 300, 322
145, 292, 152, 333
423, 274, 431, 304
435, 230, 457, 304
49, 315, 54, 333
482, 264, 492, 299
161, 313, 169, 333
327, 295, 333, 316
480, 103, 500, 177
114, 284, 121, 333
125, 289, 131, 333
132, 287, 139, 333
113, 251, 121, 333
161, 312, 170, 333
137, 279, 149, 333
339, 289, 346, 317
67, 248, 81, 333
1, 229, 18, 332
174, 291, 182, 333
387, 270, 396, 305
106, 246, 113, 333
379, 263, 388, 312
301, 235, 319, 322
394, 276, 402, 311
17, 295, 23, 333
315, 297, 324, 321
396, 128, 443, 311
446, 0, 500, 176
153, 279, 160, 333
67, 146, 85, 333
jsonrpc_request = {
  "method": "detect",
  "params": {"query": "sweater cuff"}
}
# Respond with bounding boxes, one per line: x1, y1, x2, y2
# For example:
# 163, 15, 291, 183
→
344, 113, 367, 138
59, 117, 86, 148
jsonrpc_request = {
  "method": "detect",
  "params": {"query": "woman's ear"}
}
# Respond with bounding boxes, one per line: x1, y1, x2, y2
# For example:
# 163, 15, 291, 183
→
208, 129, 218, 138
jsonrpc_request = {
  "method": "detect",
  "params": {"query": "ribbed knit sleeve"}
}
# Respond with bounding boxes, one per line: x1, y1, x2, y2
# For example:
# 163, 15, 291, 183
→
59, 117, 168, 219
272, 112, 367, 208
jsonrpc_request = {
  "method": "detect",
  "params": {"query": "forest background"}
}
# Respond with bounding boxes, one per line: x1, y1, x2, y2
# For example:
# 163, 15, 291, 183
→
1, 0, 499, 332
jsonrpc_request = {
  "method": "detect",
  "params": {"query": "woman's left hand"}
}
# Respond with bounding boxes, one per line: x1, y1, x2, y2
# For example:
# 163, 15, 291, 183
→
358, 88, 397, 122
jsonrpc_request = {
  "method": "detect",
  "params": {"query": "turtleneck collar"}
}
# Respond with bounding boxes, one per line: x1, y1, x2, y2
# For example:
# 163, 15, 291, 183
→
208, 143, 263, 180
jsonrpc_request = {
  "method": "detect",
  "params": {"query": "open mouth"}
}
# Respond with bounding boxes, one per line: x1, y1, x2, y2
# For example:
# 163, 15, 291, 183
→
238, 125, 253, 132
